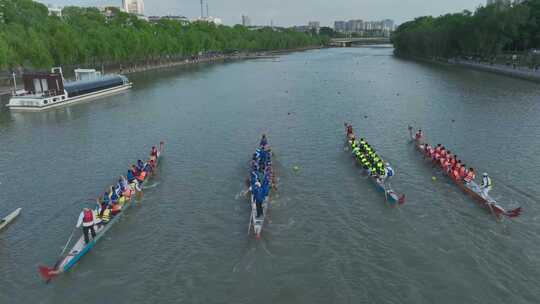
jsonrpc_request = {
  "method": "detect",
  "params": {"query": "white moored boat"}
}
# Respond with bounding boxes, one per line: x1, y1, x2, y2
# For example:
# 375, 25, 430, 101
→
0, 208, 21, 232
7, 67, 132, 111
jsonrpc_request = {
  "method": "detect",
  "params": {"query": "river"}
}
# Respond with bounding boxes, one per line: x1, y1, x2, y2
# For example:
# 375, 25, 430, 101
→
1, 46, 540, 304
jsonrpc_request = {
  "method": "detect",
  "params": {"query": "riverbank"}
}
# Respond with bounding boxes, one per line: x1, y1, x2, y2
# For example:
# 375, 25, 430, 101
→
0, 46, 323, 97
396, 53, 540, 84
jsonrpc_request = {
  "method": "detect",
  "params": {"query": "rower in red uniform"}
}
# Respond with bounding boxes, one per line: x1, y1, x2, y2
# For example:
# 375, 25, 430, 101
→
441, 158, 450, 173
464, 167, 476, 183
435, 144, 442, 154
450, 155, 457, 167
440, 148, 447, 159
451, 161, 461, 180
424, 144, 433, 158
459, 164, 467, 179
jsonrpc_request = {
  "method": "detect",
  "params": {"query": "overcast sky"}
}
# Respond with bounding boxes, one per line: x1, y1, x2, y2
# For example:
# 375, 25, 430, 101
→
41, 0, 485, 26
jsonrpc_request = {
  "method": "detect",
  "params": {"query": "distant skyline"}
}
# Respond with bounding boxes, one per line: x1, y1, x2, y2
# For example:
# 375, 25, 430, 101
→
40, 0, 485, 26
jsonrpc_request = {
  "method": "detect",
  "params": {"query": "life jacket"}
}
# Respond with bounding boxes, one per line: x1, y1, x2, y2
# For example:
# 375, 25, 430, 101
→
100, 208, 112, 223
83, 209, 93, 223
123, 189, 132, 198
451, 169, 459, 180
483, 176, 492, 187
111, 203, 122, 215
137, 171, 147, 182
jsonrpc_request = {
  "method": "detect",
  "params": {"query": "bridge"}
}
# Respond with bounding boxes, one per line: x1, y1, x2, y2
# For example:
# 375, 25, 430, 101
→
329, 37, 391, 47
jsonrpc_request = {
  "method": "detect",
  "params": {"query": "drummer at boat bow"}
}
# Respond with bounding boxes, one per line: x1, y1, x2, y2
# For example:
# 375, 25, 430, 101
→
415, 129, 423, 141
76, 208, 96, 244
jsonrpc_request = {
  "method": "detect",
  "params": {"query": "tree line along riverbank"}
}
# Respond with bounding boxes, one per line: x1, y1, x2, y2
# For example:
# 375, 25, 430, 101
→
0, 0, 328, 75
392, 0, 540, 69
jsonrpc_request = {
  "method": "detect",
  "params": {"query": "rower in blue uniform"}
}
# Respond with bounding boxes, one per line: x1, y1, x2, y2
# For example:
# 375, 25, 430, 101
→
127, 168, 135, 183
253, 182, 265, 218
137, 159, 144, 171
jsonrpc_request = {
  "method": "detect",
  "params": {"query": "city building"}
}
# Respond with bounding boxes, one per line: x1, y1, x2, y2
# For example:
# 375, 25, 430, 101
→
487, 0, 511, 5
334, 21, 347, 33
196, 16, 223, 25
122, 0, 144, 15
242, 15, 251, 27
333, 18, 395, 37
347, 19, 363, 33
47, 5, 62, 17
293, 25, 311, 33
148, 15, 190, 25
308, 21, 320, 34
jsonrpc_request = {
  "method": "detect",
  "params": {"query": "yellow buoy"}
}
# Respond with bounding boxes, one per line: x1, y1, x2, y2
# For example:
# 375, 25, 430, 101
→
432, 176, 437, 181
293, 166, 300, 172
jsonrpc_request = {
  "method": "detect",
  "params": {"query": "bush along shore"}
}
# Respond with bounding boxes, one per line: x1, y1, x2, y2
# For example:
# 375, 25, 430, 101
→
391, 0, 540, 81
0, 1, 328, 76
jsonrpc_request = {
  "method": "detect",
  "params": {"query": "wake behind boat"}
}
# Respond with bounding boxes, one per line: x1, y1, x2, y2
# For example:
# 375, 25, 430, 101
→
344, 123, 405, 205
38, 142, 164, 282
408, 126, 521, 219
246, 135, 275, 239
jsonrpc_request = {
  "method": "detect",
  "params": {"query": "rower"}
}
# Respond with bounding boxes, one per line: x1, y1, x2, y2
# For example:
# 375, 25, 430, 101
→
435, 144, 442, 154
359, 138, 366, 146
464, 167, 476, 184
76, 208, 96, 244
261, 174, 271, 197
481, 173, 492, 197
143, 162, 153, 174
440, 147, 447, 158
127, 168, 135, 183
385, 162, 394, 179
451, 161, 462, 180
110, 186, 119, 204
459, 164, 467, 179
137, 159, 144, 171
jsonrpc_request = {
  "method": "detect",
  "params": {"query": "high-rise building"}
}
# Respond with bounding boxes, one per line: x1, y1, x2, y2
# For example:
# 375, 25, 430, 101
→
381, 19, 394, 31
334, 21, 347, 33
308, 21, 320, 34
347, 20, 363, 33
487, 0, 511, 5
242, 15, 251, 26
122, 0, 144, 15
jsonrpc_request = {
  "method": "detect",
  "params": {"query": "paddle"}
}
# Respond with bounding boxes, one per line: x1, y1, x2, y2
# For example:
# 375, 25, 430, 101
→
39, 226, 77, 283
382, 180, 389, 202
247, 212, 252, 235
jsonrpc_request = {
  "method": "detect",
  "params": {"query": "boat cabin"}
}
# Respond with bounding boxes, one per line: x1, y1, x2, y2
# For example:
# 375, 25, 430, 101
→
22, 71, 64, 97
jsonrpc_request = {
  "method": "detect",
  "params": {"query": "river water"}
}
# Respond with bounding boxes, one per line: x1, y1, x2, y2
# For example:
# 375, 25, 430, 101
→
1, 46, 540, 304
